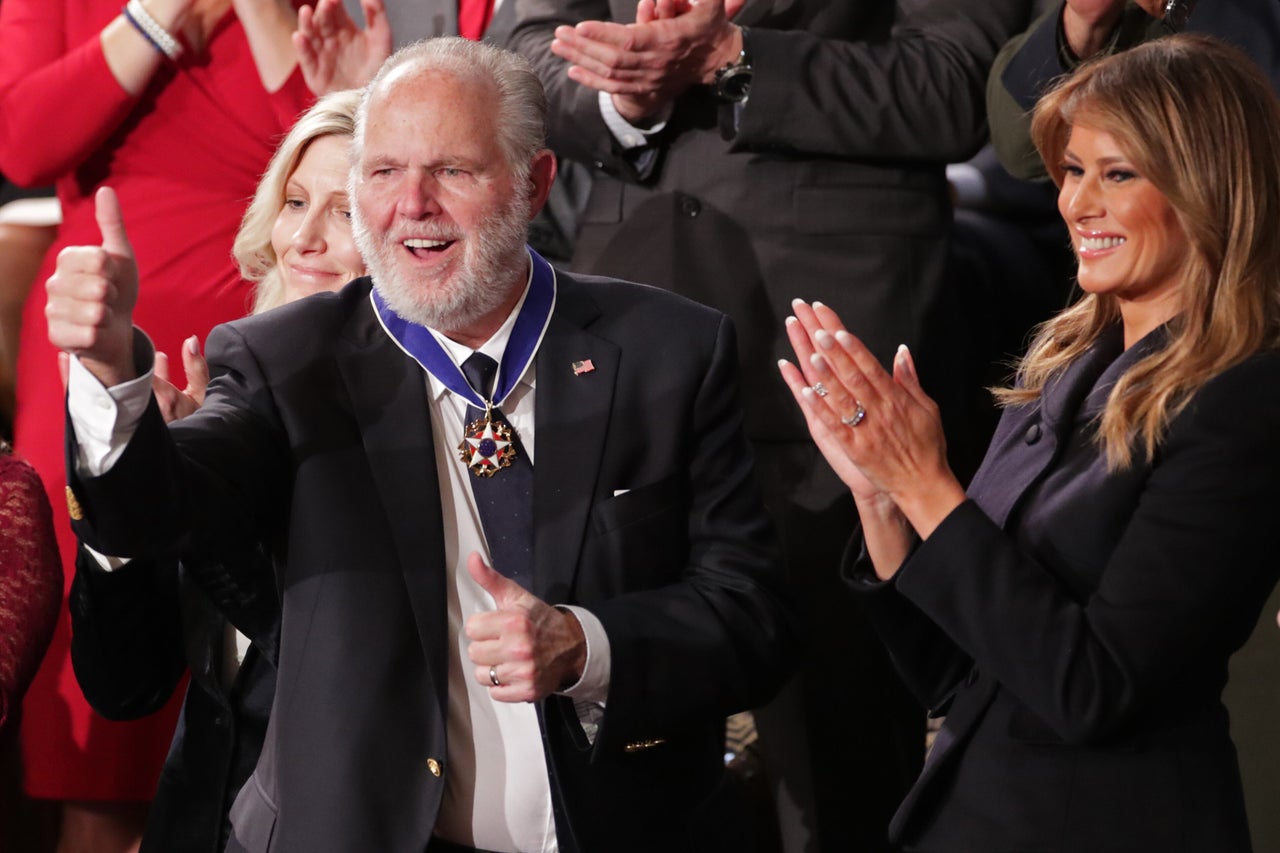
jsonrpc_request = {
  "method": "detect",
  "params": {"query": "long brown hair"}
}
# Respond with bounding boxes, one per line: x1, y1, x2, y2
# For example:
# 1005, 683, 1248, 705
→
1001, 34, 1280, 468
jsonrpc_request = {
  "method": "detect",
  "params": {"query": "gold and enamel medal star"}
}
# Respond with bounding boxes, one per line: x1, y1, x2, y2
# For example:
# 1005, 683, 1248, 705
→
458, 404, 517, 477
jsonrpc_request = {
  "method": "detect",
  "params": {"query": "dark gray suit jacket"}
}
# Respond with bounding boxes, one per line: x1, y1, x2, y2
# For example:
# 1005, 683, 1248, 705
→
510, 0, 1034, 444
857, 326, 1280, 851
68, 269, 798, 852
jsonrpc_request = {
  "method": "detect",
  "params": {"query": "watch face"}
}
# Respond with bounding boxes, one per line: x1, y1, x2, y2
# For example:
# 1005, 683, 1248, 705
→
717, 65, 753, 103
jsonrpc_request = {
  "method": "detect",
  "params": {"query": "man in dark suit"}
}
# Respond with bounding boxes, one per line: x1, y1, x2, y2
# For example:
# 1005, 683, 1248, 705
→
49, 37, 797, 853
507, 1, 1033, 850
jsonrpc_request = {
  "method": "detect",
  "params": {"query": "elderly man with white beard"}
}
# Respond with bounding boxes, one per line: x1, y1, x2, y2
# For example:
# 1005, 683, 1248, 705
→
47, 37, 797, 853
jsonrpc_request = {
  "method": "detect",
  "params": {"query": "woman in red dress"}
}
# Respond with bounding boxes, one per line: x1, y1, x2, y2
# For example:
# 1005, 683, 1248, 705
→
0, 0, 313, 846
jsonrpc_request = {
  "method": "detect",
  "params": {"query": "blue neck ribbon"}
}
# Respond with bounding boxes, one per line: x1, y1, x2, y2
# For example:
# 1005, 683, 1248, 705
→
371, 247, 557, 408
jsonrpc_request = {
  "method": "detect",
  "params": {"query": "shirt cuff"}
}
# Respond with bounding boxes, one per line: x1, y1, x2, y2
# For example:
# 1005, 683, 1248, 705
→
597, 90, 670, 149
67, 328, 156, 476
83, 544, 132, 571
557, 604, 611, 704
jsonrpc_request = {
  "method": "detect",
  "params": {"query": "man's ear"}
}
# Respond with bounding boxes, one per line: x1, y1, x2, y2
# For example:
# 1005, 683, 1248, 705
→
525, 149, 558, 219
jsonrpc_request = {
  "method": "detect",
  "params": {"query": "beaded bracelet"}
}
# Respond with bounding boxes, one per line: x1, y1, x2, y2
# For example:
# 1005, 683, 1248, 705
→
123, 0, 183, 61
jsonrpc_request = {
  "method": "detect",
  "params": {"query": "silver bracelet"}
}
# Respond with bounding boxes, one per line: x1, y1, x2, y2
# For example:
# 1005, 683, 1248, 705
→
124, 0, 183, 61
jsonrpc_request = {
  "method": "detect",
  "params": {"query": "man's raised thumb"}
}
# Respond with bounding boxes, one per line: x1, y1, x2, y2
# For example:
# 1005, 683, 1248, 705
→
95, 186, 134, 259
467, 551, 521, 606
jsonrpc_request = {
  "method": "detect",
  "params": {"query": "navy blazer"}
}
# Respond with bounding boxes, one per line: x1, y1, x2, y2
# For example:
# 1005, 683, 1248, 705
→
856, 325, 1280, 851
67, 269, 798, 853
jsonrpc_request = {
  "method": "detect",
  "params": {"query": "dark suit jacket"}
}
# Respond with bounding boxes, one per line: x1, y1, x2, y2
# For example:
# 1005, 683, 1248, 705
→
68, 270, 798, 853
855, 325, 1280, 851
69, 543, 279, 853
511, 0, 1033, 443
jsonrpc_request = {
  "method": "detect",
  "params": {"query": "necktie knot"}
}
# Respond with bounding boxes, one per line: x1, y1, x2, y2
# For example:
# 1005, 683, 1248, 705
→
462, 352, 499, 403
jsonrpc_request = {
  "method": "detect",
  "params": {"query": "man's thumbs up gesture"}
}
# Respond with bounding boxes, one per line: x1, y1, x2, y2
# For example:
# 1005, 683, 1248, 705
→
464, 552, 588, 703
46, 186, 140, 387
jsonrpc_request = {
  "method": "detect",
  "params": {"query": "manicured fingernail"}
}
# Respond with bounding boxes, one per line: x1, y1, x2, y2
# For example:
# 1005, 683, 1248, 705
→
785, 315, 797, 326
800, 386, 814, 401
812, 301, 825, 310
835, 330, 854, 346
809, 353, 828, 371
777, 359, 789, 370
790, 298, 805, 309
814, 330, 834, 349
186, 335, 199, 354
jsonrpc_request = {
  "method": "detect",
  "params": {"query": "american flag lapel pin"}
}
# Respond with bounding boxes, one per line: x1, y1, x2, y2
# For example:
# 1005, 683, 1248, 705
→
572, 359, 595, 376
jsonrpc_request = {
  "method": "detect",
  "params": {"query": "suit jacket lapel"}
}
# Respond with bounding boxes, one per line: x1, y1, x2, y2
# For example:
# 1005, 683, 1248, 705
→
335, 294, 449, 695
968, 325, 1124, 528
532, 280, 617, 603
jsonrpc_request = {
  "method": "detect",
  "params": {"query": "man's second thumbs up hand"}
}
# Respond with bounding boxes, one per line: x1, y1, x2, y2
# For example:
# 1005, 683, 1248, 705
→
46, 186, 140, 387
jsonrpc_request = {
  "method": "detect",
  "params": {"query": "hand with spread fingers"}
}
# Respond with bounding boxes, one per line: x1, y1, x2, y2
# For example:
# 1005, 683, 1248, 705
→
778, 299, 967, 577
293, 0, 393, 95
463, 553, 588, 703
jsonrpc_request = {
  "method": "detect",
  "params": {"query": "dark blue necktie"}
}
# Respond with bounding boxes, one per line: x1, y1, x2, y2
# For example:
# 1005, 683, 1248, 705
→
461, 352, 533, 589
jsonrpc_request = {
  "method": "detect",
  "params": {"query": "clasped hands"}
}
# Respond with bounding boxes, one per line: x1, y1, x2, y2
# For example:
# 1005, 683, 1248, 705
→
778, 300, 967, 564
552, 0, 745, 125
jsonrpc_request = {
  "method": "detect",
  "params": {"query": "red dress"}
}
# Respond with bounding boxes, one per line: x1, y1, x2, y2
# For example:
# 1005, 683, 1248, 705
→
0, 0, 311, 800
0, 447, 61, 733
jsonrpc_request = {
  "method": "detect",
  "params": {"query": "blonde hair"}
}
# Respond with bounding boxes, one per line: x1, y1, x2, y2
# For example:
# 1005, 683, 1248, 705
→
233, 89, 362, 315
1001, 34, 1280, 469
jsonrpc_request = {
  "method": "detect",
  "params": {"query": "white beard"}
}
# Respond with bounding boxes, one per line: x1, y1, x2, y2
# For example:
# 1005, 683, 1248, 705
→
354, 193, 531, 332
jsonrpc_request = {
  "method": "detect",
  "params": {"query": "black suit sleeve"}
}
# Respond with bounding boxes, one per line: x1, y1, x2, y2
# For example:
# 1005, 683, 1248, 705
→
843, 534, 974, 715
510, 0, 1033, 174
887, 356, 1280, 744
69, 548, 187, 720
736, 0, 1032, 162
68, 322, 292, 563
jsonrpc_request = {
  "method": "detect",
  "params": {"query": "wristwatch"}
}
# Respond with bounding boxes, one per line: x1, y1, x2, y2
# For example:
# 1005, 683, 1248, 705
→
713, 31, 752, 104
1162, 0, 1197, 32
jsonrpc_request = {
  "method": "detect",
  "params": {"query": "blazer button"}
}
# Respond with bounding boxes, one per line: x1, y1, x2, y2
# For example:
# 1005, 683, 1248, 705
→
1024, 422, 1042, 445
678, 194, 702, 218
427, 758, 443, 777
